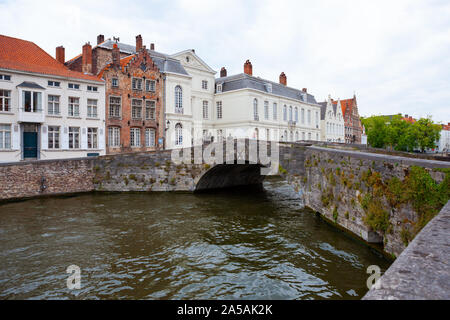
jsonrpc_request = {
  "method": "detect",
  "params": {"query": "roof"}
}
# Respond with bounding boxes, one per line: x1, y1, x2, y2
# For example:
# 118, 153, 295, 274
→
340, 97, 356, 115
96, 39, 189, 76
17, 81, 45, 89
97, 54, 138, 78
216, 73, 318, 105
171, 49, 216, 74
0, 34, 102, 82
319, 100, 340, 120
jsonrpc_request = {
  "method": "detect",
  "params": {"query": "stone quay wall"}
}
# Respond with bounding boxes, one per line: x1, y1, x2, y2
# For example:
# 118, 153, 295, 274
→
0, 158, 96, 201
363, 200, 450, 300
283, 145, 450, 257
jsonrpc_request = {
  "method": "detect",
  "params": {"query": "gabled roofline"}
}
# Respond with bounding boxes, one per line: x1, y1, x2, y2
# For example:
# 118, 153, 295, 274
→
171, 49, 217, 74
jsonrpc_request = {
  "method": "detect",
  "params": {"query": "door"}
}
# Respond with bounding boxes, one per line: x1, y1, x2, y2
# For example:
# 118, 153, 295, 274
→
23, 131, 38, 158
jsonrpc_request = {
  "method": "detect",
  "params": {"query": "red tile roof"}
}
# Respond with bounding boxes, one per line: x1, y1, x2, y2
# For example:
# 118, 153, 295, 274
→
0, 34, 102, 82
402, 116, 416, 124
340, 98, 355, 115
97, 54, 136, 79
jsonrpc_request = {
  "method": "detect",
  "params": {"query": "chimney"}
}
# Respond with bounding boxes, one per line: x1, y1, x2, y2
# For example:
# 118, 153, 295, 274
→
405, 114, 408, 118
97, 34, 104, 45
220, 67, 227, 78
279, 72, 287, 86
136, 34, 143, 52
82, 42, 92, 74
112, 43, 120, 68
55, 46, 65, 64
244, 60, 253, 76
302, 88, 307, 93
150, 43, 155, 51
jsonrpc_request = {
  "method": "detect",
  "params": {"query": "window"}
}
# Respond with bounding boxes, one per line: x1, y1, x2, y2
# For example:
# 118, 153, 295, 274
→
87, 128, 98, 149
315, 111, 319, 127
175, 86, 183, 114
0, 124, 11, 149
289, 106, 293, 121
130, 128, 141, 147
132, 78, 143, 90
316, 133, 319, 141
0, 74, 11, 81
146, 80, 156, 92
308, 132, 312, 140
131, 99, 142, 119
216, 84, 222, 93
145, 100, 156, 120
202, 101, 209, 119
145, 128, 156, 147
273, 103, 277, 120
295, 107, 298, 123
283, 105, 287, 121
266, 129, 270, 141
284, 130, 288, 142
295, 131, 299, 141
47, 126, 60, 149
48, 95, 60, 115
87, 99, 98, 118
302, 132, 305, 140
264, 101, 269, 120
108, 127, 120, 147
109, 96, 121, 118
175, 123, 183, 146
307, 110, 311, 125
0, 90, 11, 112
290, 131, 293, 141
87, 86, 98, 92
22, 91, 42, 112
68, 83, 80, 90
68, 127, 80, 149
48, 81, 60, 87
216, 101, 222, 119
68, 97, 80, 117
253, 99, 259, 121
202, 80, 208, 90
217, 129, 223, 142
112, 78, 119, 87
301, 108, 305, 124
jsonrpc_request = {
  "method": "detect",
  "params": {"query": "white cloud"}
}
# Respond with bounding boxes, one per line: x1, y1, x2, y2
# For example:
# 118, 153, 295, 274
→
0, 0, 449, 122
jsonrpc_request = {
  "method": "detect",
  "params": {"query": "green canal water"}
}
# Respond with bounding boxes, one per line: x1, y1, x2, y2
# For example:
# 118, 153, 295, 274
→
0, 178, 390, 300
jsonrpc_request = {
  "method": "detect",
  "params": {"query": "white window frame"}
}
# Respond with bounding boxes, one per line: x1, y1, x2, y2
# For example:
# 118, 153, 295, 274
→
264, 101, 269, 120
202, 80, 208, 90
108, 127, 120, 147
109, 96, 121, 118
216, 101, 222, 119
132, 78, 143, 91
203, 101, 209, 119
145, 128, 156, 147
130, 128, 141, 147
0, 89, 11, 112
175, 86, 183, 114
87, 99, 98, 118
47, 95, 60, 115
145, 80, 156, 92
68, 127, 80, 149
131, 99, 143, 119
68, 97, 80, 117
175, 123, 183, 146
0, 124, 11, 149
87, 127, 98, 149
48, 126, 60, 149
145, 100, 156, 120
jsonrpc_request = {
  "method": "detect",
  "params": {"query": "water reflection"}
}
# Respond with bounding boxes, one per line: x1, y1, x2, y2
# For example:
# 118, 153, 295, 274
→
0, 178, 390, 300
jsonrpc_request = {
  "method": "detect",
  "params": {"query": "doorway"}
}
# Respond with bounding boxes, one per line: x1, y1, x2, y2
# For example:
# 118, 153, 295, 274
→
23, 123, 39, 159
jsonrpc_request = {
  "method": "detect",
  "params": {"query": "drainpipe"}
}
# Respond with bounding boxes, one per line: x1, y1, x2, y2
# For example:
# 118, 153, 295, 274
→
162, 73, 167, 150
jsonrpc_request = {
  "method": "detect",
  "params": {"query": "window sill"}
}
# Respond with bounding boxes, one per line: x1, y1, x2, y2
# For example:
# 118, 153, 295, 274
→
47, 86, 61, 89
0, 111, 14, 115
0, 149, 17, 152
87, 117, 100, 120
67, 116, 82, 119
47, 114, 62, 118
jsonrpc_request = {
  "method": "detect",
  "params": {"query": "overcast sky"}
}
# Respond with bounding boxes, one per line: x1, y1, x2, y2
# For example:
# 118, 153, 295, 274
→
1, 0, 449, 123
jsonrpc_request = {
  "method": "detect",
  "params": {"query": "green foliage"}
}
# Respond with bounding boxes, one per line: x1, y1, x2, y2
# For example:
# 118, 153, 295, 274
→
278, 164, 287, 175
333, 207, 339, 223
321, 188, 334, 208
362, 115, 441, 152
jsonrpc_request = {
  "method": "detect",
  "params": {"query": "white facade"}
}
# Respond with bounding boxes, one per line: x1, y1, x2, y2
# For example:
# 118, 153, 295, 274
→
214, 84, 321, 143
0, 69, 105, 162
165, 50, 216, 148
438, 126, 450, 153
320, 96, 345, 142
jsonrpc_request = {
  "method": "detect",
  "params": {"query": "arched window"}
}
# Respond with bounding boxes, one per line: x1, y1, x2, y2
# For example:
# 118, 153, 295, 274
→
289, 106, 293, 121
295, 107, 298, 123
175, 123, 183, 146
283, 105, 287, 121
301, 108, 305, 124
175, 86, 183, 114
253, 99, 259, 121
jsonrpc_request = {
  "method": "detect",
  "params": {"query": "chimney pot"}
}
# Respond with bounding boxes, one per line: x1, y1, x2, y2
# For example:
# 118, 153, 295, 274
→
220, 67, 227, 78
82, 42, 92, 74
112, 43, 120, 68
302, 88, 307, 93
279, 72, 287, 86
244, 60, 253, 76
97, 34, 104, 45
55, 46, 65, 64
136, 34, 143, 52
150, 43, 155, 51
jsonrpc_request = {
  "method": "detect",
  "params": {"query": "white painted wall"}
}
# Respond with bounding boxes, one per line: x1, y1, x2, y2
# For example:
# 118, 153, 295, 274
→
0, 69, 105, 162
320, 97, 345, 142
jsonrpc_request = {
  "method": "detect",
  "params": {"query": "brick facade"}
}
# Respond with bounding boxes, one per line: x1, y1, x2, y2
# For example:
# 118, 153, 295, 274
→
341, 95, 362, 144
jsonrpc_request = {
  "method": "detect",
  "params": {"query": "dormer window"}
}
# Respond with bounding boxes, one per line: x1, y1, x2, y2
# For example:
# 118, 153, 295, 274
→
186, 56, 190, 63
216, 84, 222, 93
265, 83, 272, 93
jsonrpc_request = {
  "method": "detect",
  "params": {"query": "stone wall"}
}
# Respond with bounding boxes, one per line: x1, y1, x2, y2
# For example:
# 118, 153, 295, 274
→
284, 145, 450, 257
0, 158, 96, 201
363, 200, 450, 300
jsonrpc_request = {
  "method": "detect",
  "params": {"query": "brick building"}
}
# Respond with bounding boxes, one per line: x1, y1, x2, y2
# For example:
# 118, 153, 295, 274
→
66, 35, 164, 153
340, 95, 362, 144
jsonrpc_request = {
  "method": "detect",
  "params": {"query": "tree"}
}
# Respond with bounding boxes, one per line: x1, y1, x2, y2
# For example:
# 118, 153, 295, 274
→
410, 117, 441, 152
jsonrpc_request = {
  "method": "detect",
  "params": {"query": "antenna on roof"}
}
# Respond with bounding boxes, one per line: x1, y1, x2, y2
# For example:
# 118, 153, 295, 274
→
113, 37, 120, 42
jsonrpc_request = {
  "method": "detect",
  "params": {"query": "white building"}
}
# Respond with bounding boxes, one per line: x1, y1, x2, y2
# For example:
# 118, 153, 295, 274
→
0, 35, 106, 162
213, 61, 321, 143
438, 123, 450, 153
318, 95, 345, 142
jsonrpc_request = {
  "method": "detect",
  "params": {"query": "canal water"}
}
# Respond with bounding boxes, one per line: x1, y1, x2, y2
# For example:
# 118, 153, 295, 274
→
0, 178, 390, 300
